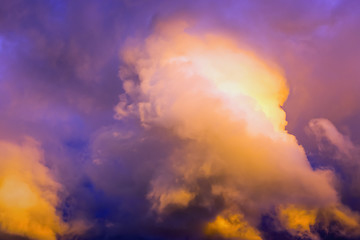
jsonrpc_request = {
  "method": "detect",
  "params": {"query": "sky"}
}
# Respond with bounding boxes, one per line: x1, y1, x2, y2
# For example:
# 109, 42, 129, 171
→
1, 0, 360, 240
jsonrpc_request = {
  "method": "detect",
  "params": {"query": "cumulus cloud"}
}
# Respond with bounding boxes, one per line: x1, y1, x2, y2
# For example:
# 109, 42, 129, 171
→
113, 19, 359, 239
0, 138, 65, 240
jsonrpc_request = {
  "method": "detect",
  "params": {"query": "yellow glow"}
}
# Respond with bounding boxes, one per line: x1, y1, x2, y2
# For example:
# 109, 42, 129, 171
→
279, 205, 317, 233
0, 140, 65, 240
0, 177, 37, 209
121, 21, 289, 138
205, 213, 262, 240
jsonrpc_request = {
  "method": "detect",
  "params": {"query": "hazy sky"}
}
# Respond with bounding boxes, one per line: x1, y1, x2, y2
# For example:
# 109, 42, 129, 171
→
1, 1, 360, 240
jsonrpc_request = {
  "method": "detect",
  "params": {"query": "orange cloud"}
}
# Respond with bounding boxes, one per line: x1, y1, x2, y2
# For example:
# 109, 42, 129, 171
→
0, 138, 66, 240
206, 212, 262, 240
116, 20, 360, 239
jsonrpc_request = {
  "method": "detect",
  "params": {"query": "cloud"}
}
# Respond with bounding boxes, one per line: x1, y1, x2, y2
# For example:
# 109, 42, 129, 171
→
308, 119, 360, 215
0, 138, 65, 240
2, 1, 360, 239
309, 118, 356, 158
113, 19, 359, 239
